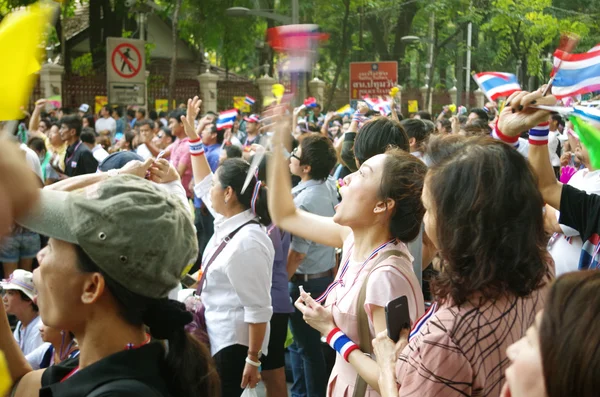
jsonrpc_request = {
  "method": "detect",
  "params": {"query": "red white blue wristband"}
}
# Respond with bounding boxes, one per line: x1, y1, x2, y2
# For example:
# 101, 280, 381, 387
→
352, 111, 367, 126
326, 327, 359, 362
492, 120, 519, 145
528, 122, 550, 146
189, 138, 205, 156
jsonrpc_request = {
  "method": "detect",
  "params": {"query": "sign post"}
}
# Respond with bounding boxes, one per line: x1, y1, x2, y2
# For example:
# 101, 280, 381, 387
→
349, 61, 398, 106
106, 38, 146, 107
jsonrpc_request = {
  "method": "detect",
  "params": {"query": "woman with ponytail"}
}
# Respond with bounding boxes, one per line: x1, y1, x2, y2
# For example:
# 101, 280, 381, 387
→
182, 97, 275, 397
0, 152, 220, 396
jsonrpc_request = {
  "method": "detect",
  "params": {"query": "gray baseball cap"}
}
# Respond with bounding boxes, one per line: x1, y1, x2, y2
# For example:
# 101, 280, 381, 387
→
18, 175, 198, 299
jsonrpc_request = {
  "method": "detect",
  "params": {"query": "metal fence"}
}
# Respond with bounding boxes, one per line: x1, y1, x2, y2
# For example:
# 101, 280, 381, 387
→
217, 80, 262, 114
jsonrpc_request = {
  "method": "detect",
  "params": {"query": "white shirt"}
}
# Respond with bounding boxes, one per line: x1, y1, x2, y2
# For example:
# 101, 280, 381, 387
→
91, 145, 110, 164
20, 144, 43, 183
25, 342, 52, 370
136, 143, 153, 160
95, 117, 117, 135
548, 130, 561, 166
549, 169, 600, 275
14, 315, 45, 356
194, 174, 274, 356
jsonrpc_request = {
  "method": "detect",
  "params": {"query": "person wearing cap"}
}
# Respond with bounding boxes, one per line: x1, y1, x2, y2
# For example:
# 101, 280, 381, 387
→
242, 114, 264, 160
183, 97, 274, 396
60, 115, 98, 177
1, 270, 45, 357
1, 160, 220, 396
77, 104, 89, 118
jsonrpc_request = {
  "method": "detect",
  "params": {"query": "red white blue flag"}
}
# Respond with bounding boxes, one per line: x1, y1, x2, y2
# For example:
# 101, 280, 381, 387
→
216, 109, 238, 130
551, 44, 600, 99
472, 72, 521, 101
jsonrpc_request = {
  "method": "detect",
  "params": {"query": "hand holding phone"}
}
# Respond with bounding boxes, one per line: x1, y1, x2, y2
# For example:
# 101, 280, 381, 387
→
385, 295, 411, 343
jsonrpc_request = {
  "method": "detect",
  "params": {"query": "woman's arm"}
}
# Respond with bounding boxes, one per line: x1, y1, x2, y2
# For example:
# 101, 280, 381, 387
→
180, 97, 213, 186
267, 112, 349, 248
28, 100, 45, 137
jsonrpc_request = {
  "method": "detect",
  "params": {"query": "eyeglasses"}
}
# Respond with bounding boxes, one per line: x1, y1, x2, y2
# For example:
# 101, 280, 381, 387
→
157, 134, 165, 139
290, 147, 301, 161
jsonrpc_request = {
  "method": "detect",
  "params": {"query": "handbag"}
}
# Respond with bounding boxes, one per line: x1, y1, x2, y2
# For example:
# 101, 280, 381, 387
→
184, 220, 259, 348
352, 249, 408, 397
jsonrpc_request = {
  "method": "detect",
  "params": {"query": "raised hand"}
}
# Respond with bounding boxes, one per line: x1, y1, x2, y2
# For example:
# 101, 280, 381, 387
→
149, 159, 180, 184
497, 90, 557, 137
181, 96, 202, 140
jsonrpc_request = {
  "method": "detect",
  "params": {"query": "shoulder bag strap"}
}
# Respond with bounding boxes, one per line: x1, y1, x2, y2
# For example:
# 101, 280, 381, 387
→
196, 220, 259, 295
353, 249, 407, 397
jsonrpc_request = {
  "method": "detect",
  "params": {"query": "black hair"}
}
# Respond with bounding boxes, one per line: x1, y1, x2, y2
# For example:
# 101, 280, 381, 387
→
80, 128, 97, 144
39, 118, 51, 130
149, 110, 158, 121
82, 114, 95, 129
437, 118, 451, 132
124, 130, 135, 150
551, 113, 565, 127
224, 144, 243, 159
158, 111, 167, 118
59, 115, 83, 137
101, 105, 111, 113
463, 119, 492, 137
113, 106, 123, 118
416, 111, 432, 121
169, 109, 186, 124
137, 119, 154, 130
127, 109, 136, 118
160, 127, 174, 143
17, 290, 39, 312
400, 118, 430, 149
469, 108, 489, 122
136, 108, 146, 117
74, 246, 220, 396
217, 158, 271, 226
27, 136, 46, 154
299, 134, 337, 180
365, 109, 379, 118
59, 107, 73, 116
354, 117, 409, 166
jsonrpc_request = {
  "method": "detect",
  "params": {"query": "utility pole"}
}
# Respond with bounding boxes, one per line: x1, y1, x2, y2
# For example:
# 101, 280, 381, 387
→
465, 22, 472, 107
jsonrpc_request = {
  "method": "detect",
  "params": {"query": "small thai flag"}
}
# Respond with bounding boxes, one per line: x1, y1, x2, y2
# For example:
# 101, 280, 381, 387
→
552, 44, 600, 99
362, 96, 392, 115
216, 109, 238, 130
304, 97, 317, 108
472, 72, 521, 101
244, 96, 256, 106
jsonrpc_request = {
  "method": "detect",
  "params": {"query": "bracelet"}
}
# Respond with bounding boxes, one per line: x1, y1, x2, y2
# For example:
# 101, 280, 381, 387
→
492, 120, 519, 144
245, 357, 261, 367
326, 327, 359, 362
188, 138, 205, 156
528, 122, 550, 146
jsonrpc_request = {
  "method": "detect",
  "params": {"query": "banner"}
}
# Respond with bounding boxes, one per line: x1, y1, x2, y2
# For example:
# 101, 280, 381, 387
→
233, 96, 251, 113
155, 99, 175, 113
408, 100, 419, 113
350, 62, 398, 101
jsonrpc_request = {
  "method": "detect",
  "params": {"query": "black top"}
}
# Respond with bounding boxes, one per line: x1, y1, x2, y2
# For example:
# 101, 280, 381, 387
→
559, 184, 600, 270
64, 140, 98, 177
39, 343, 170, 397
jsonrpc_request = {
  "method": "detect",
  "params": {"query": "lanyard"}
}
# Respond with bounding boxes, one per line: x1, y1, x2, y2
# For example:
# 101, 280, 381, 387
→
65, 141, 82, 166
60, 333, 151, 383
315, 239, 397, 304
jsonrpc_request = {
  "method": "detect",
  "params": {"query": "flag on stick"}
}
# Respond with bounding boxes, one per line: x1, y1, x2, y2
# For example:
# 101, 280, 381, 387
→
472, 72, 521, 101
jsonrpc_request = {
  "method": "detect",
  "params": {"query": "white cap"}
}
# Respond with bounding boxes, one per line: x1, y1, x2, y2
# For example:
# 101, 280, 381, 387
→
0, 270, 36, 301
79, 104, 90, 113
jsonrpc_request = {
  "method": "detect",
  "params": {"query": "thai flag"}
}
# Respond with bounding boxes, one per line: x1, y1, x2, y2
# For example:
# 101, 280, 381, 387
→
362, 96, 392, 115
244, 96, 255, 106
472, 72, 521, 100
304, 97, 317, 108
551, 44, 600, 99
216, 109, 238, 130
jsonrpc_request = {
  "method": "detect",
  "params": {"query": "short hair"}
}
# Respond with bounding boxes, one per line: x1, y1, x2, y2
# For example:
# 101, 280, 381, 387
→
463, 119, 492, 137
136, 108, 146, 117
299, 133, 337, 181
169, 109, 186, 124
551, 113, 565, 127
102, 105, 111, 113
27, 136, 46, 153
60, 115, 83, 137
83, 114, 95, 129
354, 117, 409, 166
149, 110, 158, 121
160, 126, 174, 143
400, 119, 430, 146
18, 290, 38, 312
113, 106, 123, 118
224, 144, 242, 159
137, 119, 154, 130
416, 111, 432, 120
127, 109, 136, 118
80, 127, 97, 144
438, 118, 451, 131
469, 108, 489, 122
158, 111, 167, 118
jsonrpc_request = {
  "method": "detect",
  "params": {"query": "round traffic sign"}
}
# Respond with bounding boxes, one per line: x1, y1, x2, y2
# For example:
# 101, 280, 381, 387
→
111, 43, 142, 79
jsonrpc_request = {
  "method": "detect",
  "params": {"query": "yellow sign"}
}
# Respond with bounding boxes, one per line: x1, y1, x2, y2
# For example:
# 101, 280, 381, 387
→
95, 96, 108, 115
155, 99, 175, 113
233, 96, 251, 113
408, 100, 419, 113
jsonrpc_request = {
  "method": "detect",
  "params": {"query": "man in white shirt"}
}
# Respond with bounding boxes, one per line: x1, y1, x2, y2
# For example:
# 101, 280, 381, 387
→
95, 105, 117, 138
1, 270, 46, 356
136, 120, 161, 160
546, 139, 600, 275
80, 128, 110, 164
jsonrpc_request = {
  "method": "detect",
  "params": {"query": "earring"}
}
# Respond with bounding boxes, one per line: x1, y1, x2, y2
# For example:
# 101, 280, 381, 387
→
224, 199, 228, 205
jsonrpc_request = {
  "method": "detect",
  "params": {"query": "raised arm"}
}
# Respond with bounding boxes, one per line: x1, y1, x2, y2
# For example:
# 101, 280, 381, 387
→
496, 89, 563, 208
28, 100, 45, 138
180, 97, 212, 186
267, 110, 349, 248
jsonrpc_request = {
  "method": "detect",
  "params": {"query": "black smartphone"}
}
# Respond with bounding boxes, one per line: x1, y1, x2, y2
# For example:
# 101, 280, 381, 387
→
181, 274, 197, 288
385, 295, 411, 343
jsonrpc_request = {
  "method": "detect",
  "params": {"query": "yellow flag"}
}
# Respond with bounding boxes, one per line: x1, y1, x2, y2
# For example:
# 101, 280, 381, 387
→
336, 104, 350, 114
0, 3, 54, 120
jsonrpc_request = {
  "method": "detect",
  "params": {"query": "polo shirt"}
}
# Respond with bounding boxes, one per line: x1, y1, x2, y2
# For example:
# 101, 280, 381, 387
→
40, 343, 170, 397
290, 178, 339, 274
63, 141, 98, 177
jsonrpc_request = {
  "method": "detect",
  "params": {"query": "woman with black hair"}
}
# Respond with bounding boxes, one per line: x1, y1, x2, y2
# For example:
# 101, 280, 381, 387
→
182, 97, 274, 397
1, 158, 220, 396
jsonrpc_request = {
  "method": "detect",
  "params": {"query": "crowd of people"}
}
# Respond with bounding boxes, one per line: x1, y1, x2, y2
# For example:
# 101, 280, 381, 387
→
0, 84, 598, 397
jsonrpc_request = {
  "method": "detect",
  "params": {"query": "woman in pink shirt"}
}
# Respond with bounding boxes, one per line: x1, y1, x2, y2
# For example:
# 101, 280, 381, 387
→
374, 135, 552, 397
